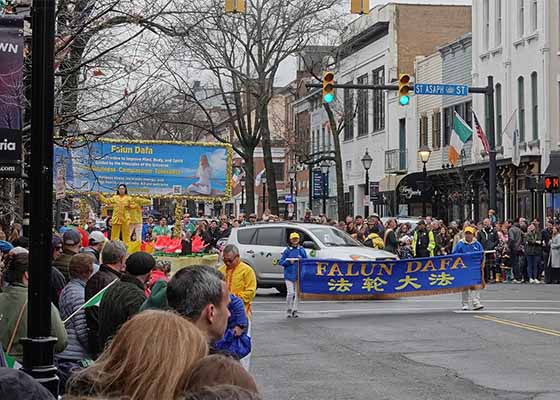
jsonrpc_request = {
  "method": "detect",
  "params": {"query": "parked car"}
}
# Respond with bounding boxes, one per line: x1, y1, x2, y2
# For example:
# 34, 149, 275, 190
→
381, 216, 422, 232
224, 222, 397, 293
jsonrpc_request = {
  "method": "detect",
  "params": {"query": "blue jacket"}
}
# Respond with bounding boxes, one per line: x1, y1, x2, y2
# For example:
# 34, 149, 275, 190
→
227, 294, 248, 330
56, 279, 89, 361
453, 238, 484, 254
279, 246, 307, 282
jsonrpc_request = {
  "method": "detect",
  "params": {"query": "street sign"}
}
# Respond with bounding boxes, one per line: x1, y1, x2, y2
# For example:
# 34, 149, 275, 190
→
543, 176, 560, 192
313, 170, 327, 199
414, 83, 469, 97
369, 181, 382, 204
284, 194, 293, 203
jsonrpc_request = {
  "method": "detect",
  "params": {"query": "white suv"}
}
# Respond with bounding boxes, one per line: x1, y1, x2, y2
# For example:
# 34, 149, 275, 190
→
225, 222, 397, 293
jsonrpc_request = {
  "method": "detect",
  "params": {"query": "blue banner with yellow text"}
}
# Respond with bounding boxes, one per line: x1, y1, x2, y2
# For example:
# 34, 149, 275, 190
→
298, 252, 484, 300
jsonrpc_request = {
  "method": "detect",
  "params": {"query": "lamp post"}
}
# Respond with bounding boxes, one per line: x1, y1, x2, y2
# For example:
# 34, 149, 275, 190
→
320, 160, 329, 216
361, 149, 373, 218
262, 175, 267, 217
289, 165, 297, 220
418, 144, 432, 218
240, 176, 246, 215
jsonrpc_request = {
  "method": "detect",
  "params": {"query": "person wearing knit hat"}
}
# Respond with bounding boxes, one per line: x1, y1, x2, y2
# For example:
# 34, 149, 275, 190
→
98, 252, 155, 349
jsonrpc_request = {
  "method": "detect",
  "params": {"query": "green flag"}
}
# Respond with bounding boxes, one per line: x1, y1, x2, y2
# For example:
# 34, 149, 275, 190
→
83, 278, 118, 308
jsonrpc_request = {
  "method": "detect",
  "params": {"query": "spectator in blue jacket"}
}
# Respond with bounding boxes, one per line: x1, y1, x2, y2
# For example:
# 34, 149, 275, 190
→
214, 294, 251, 359
279, 232, 308, 318
55, 253, 95, 393
453, 226, 484, 311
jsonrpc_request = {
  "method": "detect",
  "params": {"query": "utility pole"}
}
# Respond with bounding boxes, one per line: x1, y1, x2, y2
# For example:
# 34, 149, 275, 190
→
21, 0, 58, 395
486, 76, 497, 214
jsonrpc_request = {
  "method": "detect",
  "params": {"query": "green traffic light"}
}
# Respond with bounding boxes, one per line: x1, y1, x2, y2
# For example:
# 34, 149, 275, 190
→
399, 95, 410, 106
323, 93, 334, 103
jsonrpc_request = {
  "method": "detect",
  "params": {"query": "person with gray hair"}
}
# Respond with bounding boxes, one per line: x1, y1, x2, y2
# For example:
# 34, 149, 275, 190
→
84, 240, 127, 358
167, 265, 231, 343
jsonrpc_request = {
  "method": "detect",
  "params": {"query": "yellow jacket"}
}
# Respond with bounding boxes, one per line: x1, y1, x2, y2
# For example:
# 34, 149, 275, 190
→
128, 197, 152, 224
99, 194, 131, 225
219, 261, 257, 318
364, 232, 385, 249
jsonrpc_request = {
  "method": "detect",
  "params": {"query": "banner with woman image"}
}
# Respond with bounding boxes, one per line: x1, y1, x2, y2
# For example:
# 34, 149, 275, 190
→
53, 139, 232, 200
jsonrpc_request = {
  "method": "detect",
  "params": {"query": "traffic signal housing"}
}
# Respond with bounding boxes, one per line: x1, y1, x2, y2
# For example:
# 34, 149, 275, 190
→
398, 74, 412, 106
350, 0, 369, 14
543, 176, 560, 192
322, 72, 335, 104
225, 0, 245, 13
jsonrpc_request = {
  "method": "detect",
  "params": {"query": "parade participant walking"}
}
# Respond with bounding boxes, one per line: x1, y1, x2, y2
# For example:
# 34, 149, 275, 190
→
85, 240, 126, 358
279, 232, 308, 318
98, 251, 154, 350
453, 226, 484, 311
55, 253, 95, 392
167, 265, 231, 343
97, 184, 132, 245
128, 196, 152, 243
412, 220, 435, 258
0, 253, 68, 363
53, 229, 83, 281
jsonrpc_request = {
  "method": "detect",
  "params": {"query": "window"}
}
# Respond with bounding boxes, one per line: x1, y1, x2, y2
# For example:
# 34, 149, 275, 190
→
321, 126, 326, 150
357, 74, 369, 137
495, 0, 502, 46
273, 162, 285, 181
531, 72, 538, 140
530, 0, 537, 32
256, 227, 285, 246
483, 0, 490, 50
419, 115, 428, 147
372, 66, 385, 132
343, 85, 354, 141
518, 0, 525, 38
443, 107, 453, 146
518, 76, 526, 142
237, 229, 256, 245
496, 83, 503, 147
432, 111, 441, 149
345, 186, 354, 218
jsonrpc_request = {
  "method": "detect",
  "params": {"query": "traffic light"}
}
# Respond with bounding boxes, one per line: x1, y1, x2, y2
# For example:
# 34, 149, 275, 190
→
350, 0, 369, 14
543, 176, 560, 192
225, 0, 245, 13
398, 74, 412, 106
322, 71, 335, 104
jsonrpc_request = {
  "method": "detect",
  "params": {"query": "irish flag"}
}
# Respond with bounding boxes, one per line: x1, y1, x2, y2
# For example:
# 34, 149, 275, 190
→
448, 111, 472, 166
63, 278, 118, 324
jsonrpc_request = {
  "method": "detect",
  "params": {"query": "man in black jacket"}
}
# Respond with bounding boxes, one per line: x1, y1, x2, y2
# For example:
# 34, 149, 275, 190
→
477, 218, 499, 281
508, 219, 524, 283
84, 240, 126, 358
98, 251, 155, 351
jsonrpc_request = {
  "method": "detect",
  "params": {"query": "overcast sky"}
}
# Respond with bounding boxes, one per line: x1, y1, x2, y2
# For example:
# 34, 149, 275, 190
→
276, 0, 472, 86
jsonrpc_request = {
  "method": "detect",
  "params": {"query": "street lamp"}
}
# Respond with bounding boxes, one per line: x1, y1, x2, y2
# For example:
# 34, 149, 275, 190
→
261, 175, 267, 217
289, 165, 297, 220
418, 144, 432, 217
361, 149, 373, 218
240, 175, 246, 215
320, 160, 330, 216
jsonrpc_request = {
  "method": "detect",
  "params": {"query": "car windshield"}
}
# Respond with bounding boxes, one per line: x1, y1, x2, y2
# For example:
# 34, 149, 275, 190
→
308, 227, 361, 247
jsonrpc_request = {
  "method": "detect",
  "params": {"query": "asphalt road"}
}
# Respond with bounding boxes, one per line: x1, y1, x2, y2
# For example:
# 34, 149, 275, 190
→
251, 284, 560, 400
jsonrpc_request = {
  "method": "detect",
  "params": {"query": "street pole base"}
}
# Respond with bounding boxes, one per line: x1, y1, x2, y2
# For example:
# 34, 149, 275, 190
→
20, 336, 59, 397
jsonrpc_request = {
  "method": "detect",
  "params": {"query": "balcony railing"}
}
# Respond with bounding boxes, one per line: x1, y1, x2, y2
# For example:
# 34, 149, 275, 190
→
385, 149, 407, 174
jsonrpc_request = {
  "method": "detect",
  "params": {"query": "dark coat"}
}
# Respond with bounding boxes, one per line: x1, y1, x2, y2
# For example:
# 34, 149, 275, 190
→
477, 227, 499, 251
53, 249, 78, 281
51, 266, 67, 309
98, 273, 146, 350
384, 229, 399, 254
85, 264, 122, 358
0, 368, 56, 400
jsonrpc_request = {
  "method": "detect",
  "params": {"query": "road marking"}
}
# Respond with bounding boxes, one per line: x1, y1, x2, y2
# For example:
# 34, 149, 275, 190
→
254, 308, 560, 315
254, 299, 560, 305
474, 315, 560, 337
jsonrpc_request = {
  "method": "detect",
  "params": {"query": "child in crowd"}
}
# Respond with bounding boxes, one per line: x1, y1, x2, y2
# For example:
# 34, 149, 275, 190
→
397, 235, 414, 259
279, 232, 307, 318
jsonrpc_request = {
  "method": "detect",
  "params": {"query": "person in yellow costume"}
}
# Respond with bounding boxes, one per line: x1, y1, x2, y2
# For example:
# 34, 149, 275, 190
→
97, 184, 132, 245
128, 196, 151, 242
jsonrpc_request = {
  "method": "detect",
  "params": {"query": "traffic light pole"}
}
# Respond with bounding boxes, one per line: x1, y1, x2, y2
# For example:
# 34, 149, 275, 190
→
306, 80, 498, 214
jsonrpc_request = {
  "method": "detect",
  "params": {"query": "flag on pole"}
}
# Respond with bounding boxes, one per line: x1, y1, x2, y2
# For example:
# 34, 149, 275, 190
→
83, 278, 118, 309
502, 110, 520, 167
255, 169, 265, 186
449, 111, 473, 166
473, 111, 490, 155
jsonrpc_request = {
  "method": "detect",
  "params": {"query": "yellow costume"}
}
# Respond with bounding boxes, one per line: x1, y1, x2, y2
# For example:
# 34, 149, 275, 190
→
128, 197, 151, 242
99, 194, 132, 244
219, 261, 257, 318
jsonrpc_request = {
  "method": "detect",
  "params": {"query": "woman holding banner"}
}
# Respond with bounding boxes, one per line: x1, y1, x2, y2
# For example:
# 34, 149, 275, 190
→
97, 184, 132, 245
453, 226, 484, 311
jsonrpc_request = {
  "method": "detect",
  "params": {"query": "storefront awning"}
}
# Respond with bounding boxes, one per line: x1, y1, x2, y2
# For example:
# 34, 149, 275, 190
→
379, 175, 404, 192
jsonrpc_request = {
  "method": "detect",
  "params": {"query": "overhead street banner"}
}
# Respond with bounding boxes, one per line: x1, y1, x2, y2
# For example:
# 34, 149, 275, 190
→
53, 139, 233, 201
298, 252, 484, 300
0, 16, 24, 130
